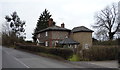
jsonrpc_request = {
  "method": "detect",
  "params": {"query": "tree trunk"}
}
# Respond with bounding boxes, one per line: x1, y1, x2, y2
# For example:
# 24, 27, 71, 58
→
109, 32, 115, 40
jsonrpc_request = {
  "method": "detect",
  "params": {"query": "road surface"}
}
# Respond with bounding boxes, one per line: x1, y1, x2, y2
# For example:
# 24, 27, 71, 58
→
1, 46, 118, 70
0, 46, 2, 69
2, 46, 83, 68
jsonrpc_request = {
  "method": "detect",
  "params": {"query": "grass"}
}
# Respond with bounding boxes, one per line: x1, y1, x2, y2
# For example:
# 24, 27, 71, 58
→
68, 54, 80, 61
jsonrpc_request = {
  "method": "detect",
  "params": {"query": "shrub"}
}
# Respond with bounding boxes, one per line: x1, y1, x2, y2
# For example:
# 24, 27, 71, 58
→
47, 48, 73, 59
93, 40, 118, 45
15, 44, 73, 60
82, 46, 118, 61
118, 49, 120, 65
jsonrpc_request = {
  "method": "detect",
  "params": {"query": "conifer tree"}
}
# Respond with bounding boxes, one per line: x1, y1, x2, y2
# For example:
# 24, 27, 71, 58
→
33, 9, 52, 42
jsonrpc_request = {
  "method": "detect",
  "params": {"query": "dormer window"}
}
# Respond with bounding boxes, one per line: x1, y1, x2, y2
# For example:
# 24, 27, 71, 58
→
45, 31, 48, 36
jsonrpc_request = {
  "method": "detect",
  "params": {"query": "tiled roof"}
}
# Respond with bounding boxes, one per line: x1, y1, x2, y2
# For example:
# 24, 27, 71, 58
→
71, 26, 93, 33
58, 38, 79, 45
37, 25, 71, 33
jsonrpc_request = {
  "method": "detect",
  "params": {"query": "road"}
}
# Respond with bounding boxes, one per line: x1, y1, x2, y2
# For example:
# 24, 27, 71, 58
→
2, 46, 83, 68
0, 46, 2, 69
1, 46, 118, 69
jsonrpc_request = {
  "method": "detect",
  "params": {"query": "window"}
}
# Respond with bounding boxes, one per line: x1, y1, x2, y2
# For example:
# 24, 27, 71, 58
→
45, 41, 48, 46
84, 44, 89, 49
37, 39, 40, 46
65, 36, 68, 38
45, 32, 48, 36
75, 45, 77, 48
55, 41, 58, 46
38, 34, 40, 37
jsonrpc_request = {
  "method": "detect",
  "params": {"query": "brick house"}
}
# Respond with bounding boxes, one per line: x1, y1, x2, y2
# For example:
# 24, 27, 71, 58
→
36, 18, 71, 47
36, 18, 93, 48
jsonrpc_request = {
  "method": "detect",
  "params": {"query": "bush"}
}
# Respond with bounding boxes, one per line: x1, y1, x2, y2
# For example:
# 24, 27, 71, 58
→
47, 48, 73, 59
15, 44, 73, 60
93, 40, 119, 45
118, 49, 120, 66
82, 46, 118, 61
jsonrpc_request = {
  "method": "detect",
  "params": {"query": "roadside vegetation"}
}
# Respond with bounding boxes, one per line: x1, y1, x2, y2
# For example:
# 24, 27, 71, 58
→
15, 43, 73, 60
13, 41, 118, 61
2, 11, 26, 47
82, 46, 118, 61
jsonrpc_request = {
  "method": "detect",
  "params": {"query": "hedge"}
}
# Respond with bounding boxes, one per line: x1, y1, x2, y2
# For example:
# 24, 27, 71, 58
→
82, 46, 118, 61
15, 43, 73, 59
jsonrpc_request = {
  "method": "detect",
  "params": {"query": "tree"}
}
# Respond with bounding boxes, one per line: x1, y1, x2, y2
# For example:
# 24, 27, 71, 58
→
93, 3, 120, 40
3, 11, 26, 45
32, 9, 52, 42
5, 11, 26, 38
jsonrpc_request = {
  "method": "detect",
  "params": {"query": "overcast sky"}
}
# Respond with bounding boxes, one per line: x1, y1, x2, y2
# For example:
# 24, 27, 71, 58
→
0, 0, 119, 40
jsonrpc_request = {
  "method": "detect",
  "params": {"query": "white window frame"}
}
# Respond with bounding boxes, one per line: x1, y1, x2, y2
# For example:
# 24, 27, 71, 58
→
45, 31, 48, 36
45, 41, 48, 46
55, 41, 58, 46
84, 44, 89, 49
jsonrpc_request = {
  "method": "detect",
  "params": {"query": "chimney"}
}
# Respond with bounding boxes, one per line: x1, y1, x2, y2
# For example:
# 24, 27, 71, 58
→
48, 18, 53, 27
61, 23, 65, 28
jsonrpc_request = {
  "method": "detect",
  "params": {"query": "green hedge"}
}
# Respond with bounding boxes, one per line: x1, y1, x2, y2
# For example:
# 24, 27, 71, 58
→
82, 46, 118, 61
47, 48, 73, 59
15, 43, 73, 59
93, 40, 119, 45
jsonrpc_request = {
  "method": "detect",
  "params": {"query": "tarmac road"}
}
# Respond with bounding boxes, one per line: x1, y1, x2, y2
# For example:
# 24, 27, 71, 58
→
1, 46, 118, 70
2, 47, 83, 68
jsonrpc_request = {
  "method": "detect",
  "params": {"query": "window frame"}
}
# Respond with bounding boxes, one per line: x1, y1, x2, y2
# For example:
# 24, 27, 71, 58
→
45, 41, 48, 46
45, 31, 48, 36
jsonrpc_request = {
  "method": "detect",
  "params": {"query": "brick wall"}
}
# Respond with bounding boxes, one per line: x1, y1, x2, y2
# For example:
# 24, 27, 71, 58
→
37, 31, 70, 47
51, 31, 69, 39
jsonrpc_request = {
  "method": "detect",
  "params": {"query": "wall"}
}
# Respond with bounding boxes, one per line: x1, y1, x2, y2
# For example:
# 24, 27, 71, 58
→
37, 31, 51, 46
71, 32, 93, 48
37, 30, 93, 48
37, 31, 70, 47
51, 31, 69, 39
51, 31, 70, 46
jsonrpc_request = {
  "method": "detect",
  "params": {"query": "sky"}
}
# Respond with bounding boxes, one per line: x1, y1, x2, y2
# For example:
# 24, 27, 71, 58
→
0, 0, 119, 40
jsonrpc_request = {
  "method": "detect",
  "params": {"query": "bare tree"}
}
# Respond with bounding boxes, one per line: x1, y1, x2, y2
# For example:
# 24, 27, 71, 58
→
93, 3, 120, 40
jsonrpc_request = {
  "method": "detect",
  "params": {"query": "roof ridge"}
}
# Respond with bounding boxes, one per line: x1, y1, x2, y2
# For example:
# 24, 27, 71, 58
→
72, 26, 93, 33
37, 25, 71, 33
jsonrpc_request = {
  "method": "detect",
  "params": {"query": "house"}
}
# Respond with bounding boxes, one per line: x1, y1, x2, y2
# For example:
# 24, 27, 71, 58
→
36, 18, 94, 48
36, 18, 71, 47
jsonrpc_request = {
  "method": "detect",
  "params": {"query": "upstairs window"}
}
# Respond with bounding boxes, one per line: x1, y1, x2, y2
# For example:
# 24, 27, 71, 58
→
38, 34, 40, 38
45, 31, 48, 36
